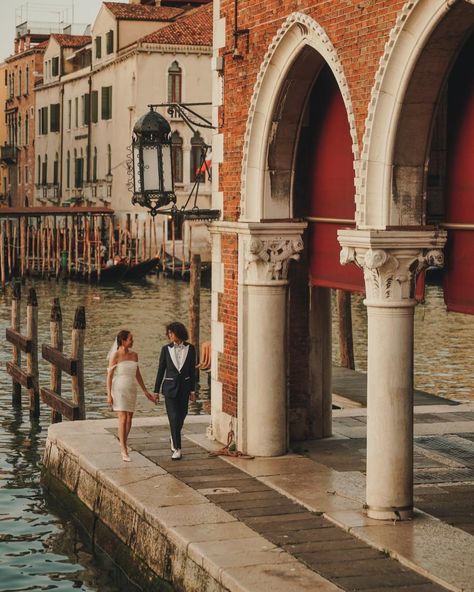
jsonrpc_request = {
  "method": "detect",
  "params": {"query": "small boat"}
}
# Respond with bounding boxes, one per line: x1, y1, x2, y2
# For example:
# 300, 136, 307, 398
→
122, 257, 160, 280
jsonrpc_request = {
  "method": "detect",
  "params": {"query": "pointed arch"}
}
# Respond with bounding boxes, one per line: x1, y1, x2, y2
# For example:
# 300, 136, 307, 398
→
241, 12, 358, 221
361, 0, 474, 228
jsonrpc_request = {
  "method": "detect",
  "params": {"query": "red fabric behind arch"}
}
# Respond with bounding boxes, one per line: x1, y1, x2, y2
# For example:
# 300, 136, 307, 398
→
307, 67, 364, 291
443, 34, 474, 314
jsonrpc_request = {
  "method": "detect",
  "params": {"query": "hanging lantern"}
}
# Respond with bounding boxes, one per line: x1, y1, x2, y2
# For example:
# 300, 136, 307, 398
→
131, 107, 176, 217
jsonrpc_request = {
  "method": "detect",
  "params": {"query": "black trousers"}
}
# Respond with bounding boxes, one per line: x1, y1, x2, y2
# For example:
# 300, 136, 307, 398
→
164, 392, 189, 450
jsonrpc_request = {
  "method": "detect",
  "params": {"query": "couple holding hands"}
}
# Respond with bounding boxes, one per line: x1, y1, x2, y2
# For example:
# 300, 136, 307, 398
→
106, 322, 197, 462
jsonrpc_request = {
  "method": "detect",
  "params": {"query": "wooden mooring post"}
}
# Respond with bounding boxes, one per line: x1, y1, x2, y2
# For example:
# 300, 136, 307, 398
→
336, 289, 355, 370
41, 303, 86, 421
5, 286, 40, 418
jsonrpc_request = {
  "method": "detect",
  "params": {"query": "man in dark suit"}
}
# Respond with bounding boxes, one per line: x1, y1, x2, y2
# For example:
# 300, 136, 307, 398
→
154, 322, 196, 460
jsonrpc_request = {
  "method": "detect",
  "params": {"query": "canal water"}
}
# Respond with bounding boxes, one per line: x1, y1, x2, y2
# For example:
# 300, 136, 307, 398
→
0, 275, 210, 592
1, 278, 474, 591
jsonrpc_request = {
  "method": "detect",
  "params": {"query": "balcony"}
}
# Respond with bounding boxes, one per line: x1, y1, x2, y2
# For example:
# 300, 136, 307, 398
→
1, 145, 18, 164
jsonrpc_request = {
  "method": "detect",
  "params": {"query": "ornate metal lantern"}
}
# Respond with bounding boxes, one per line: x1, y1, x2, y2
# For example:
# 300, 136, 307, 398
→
131, 108, 176, 217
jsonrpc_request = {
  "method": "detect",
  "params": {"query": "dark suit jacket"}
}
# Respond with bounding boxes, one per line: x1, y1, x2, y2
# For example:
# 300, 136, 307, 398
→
154, 343, 196, 398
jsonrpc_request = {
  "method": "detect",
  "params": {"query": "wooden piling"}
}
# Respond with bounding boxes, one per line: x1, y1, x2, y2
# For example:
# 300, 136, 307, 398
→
6, 220, 12, 276
50, 298, 63, 423
11, 282, 22, 405
26, 288, 40, 418
162, 220, 166, 271
71, 306, 86, 420
189, 254, 201, 367
336, 289, 355, 370
0, 221, 5, 289
171, 219, 176, 275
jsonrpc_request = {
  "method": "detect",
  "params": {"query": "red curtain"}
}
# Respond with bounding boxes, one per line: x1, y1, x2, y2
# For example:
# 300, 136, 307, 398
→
307, 67, 364, 292
443, 34, 474, 314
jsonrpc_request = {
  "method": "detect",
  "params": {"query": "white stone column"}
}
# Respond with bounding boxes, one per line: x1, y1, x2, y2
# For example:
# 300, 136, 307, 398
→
338, 229, 446, 520
240, 227, 305, 456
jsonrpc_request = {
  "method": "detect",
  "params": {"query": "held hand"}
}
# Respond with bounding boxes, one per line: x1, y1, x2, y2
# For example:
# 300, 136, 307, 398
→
107, 394, 113, 406
190, 391, 197, 403
146, 391, 159, 403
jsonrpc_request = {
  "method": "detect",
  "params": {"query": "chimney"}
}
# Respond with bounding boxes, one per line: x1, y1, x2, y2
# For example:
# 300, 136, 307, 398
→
129, 0, 158, 5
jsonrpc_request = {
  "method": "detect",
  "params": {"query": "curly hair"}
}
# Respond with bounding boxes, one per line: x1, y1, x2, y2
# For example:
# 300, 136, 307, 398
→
166, 322, 188, 342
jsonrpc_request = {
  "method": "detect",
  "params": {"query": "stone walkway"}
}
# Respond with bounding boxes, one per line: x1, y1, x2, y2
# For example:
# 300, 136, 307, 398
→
129, 422, 448, 592
44, 399, 474, 592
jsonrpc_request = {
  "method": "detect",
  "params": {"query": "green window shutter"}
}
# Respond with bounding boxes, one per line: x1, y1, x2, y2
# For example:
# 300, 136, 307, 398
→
91, 91, 98, 123
95, 37, 102, 59
106, 30, 114, 54
83, 93, 90, 125
101, 87, 112, 120
42, 107, 48, 135
50, 104, 60, 132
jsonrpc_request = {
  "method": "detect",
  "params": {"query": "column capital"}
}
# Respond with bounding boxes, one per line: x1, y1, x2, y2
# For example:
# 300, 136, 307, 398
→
338, 229, 447, 305
237, 223, 306, 285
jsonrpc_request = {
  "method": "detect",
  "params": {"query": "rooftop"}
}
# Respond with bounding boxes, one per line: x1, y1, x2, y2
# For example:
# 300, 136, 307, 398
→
51, 34, 91, 49
104, 2, 184, 21
139, 3, 212, 47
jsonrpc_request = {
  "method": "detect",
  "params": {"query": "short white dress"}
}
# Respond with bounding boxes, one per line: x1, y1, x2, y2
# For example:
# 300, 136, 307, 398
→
110, 360, 138, 412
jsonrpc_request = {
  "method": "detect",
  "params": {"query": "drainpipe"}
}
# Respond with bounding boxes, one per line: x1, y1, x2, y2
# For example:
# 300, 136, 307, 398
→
59, 83, 64, 199
86, 74, 92, 182
232, 0, 248, 59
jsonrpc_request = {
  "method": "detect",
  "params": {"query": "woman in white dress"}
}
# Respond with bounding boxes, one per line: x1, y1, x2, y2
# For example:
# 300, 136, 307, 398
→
107, 329, 157, 461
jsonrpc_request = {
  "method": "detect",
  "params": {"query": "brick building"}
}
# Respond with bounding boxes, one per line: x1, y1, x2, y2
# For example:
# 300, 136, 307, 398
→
209, 0, 474, 521
2, 32, 48, 207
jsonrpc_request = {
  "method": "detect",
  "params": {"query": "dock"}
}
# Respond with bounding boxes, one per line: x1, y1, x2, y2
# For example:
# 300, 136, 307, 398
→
43, 395, 474, 592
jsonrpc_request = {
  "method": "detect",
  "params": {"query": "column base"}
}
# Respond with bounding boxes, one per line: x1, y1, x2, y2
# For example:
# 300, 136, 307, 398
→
366, 505, 413, 521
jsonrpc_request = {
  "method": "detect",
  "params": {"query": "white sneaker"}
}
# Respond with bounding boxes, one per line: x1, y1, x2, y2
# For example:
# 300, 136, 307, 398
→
171, 449, 182, 460
170, 436, 176, 453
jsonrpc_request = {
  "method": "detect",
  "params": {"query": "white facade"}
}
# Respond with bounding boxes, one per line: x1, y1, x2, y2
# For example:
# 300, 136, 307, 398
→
34, 4, 212, 253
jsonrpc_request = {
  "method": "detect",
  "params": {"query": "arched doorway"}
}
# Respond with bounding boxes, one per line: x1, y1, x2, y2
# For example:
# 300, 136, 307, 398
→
233, 15, 358, 456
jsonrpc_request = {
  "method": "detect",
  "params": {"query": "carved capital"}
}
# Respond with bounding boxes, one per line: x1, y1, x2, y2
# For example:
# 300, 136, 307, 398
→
338, 229, 447, 305
244, 236, 304, 284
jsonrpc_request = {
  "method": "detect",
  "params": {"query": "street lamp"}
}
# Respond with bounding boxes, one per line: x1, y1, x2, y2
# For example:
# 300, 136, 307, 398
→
131, 107, 176, 217
129, 103, 220, 221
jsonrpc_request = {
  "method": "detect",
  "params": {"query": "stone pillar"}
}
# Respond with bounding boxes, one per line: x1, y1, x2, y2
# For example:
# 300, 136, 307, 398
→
240, 226, 305, 456
338, 229, 446, 520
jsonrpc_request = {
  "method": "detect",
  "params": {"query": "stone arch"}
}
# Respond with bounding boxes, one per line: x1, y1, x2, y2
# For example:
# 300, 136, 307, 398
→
361, 0, 474, 228
241, 12, 359, 222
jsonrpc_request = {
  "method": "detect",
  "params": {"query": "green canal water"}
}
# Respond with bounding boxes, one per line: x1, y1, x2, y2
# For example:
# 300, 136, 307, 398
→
0, 276, 210, 592
1, 277, 473, 592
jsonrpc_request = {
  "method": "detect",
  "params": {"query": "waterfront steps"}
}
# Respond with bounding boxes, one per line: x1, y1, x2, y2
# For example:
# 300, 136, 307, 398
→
43, 410, 474, 592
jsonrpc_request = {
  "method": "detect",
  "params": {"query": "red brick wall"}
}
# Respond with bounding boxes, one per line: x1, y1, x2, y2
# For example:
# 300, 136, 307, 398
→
218, 233, 239, 417
216, 1, 406, 417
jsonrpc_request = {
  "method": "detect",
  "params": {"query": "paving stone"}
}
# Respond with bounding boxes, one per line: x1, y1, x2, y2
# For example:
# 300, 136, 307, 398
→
230, 504, 307, 519
329, 572, 431, 590
283, 539, 369, 554
306, 558, 414, 578
266, 527, 353, 546
291, 547, 386, 564
206, 490, 285, 503
257, 517, 331, 532
219, 497, 300, 511
244, 512, 323, 526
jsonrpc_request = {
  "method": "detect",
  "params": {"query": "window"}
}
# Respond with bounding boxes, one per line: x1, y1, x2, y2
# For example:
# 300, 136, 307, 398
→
39, 107, 48, 135
95, 36, 102, 59
4, 69, 6, 86
25, 113, 29, 144
106, 30, 114, 54
37, 156, 41, 184
24, 165, 28, 185
18, 166, 21, 185
52, 56, 59, 77
53, 153, 59, 185
66, 151, 71, 188
18, 70, 22, 96
10, 73, 14, 99
91, 91, 98, 123
107, 144, 111, 175
75, 97, 79, 127
168, 61, 182, 103
93, 147, 97, 182
18, 115, 21, 146
50, 103, 60, 132
75, 151, 84, 188
42, 154, 48, 186
82, 93, 90, 125
101, 86, 112, 120
25, 65, 29, 94
171, 131, 183, 183
190, 132, 205, 182
68, 100, 72, 129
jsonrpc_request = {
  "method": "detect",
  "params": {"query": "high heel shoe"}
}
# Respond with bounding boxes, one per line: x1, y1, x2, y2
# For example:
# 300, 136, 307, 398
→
121, 451, 131, 462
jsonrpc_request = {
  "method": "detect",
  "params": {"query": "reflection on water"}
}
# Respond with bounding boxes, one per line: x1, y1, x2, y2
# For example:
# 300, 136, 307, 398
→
332, 284, 474, 402
0, 275, 210, 591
